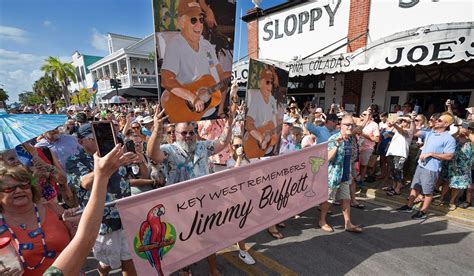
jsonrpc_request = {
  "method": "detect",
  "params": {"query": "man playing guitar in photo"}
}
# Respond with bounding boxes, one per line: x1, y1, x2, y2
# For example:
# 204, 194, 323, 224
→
161, 0, 229, 122
244, 68, 280, 157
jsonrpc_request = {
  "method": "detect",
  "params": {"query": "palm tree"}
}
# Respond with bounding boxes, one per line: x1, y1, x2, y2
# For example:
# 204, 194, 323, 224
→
33, 75, 62, 105
41, 56, 77, 106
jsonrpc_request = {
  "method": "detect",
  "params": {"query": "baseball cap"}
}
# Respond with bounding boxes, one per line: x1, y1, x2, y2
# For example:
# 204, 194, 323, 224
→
74, 112, 88, 123
315, 107, 323, 113
326, 113, 339, 122
283, 114, 296, 124
177, 0, 203, 17
77, 123, 93, 139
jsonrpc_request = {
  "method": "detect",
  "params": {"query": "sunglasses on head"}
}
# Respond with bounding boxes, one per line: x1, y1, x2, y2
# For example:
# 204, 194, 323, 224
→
177, 131, 195, 137
190, 16, 204, 25
0, 183, 30, 193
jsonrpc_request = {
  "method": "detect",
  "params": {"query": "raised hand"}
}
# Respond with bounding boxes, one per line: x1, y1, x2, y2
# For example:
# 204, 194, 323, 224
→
93, 144, 137, 178
153, 104, 168, 134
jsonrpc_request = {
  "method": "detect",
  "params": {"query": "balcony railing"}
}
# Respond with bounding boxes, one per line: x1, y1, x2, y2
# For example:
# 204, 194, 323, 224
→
97, 74, 156, 92
131, 74, 157, 85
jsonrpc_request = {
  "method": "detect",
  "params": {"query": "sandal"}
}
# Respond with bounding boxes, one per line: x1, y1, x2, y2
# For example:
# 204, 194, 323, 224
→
460, 202, 472, 209
386, 190, 401, 196
351, 203, 365, 209
318, 223, 334, 233
267, 229, 284, 239
345, 225, 363, 233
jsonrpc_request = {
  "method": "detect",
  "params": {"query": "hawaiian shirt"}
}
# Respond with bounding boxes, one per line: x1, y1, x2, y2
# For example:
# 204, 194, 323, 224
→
198, 119, 231, 165
279, 135, 297, 154
327, 132, 358, 188
161, 141, 215, 185
66, 148, 131, 235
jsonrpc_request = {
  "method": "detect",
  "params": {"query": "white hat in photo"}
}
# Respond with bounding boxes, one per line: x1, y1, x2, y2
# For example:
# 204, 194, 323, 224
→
283, 114, 297, 124
141, 116, 153, 125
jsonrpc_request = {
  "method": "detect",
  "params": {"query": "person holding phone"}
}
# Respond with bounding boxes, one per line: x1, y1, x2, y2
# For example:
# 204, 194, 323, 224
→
66, 124, 139, 275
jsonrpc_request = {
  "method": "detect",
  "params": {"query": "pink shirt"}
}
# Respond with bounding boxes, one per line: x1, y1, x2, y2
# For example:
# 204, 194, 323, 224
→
360, 121, 380, 152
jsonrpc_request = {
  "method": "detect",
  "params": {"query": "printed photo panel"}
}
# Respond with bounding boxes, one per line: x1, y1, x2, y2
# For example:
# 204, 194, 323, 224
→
153, 0, 236, 123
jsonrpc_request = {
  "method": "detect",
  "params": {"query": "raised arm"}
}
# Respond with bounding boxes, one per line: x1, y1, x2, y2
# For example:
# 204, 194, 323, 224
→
147, 107, 168, 163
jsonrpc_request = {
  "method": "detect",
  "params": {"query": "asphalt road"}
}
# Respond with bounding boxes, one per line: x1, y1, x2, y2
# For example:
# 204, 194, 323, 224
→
84, 199, 474, 275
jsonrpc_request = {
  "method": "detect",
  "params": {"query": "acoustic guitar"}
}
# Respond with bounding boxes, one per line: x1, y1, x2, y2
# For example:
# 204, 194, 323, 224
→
161, 74, 231, 123
243, 122, 283, 159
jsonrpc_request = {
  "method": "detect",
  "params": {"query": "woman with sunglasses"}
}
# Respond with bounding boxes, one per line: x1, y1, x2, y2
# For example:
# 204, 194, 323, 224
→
0, 163, 71, 275
377, 112, 394, 181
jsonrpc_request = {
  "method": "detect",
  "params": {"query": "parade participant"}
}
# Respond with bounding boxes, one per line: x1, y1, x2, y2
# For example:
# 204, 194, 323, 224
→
35, 129, 81, 170
439, 127, 472, 211
0, 164, 71, 275
147, 101, 234, 276
225, 135, 256, 265
305, 112, 339, 144
397, 113, 456, 219
44, 145, 136, 275
318, 114, 363, 233
385, 116, 415, 196
67, 124, 139, 275
161, 0, 229, 120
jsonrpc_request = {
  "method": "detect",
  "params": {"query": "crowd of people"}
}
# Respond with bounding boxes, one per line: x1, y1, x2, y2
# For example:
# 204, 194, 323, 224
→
1, 90, 473, 275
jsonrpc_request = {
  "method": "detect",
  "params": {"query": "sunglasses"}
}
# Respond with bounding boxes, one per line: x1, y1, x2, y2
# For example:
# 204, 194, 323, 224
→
265, 80, 273, 85
190, 16, 204, 25
132, 126, 141, 129
167, 131, 174, 135
177, 131, 195, 137
414, 119, 421, 122
0, 183, 31, 193
436, 119, 444, 123
342, 123, 354, 128
232, 144, 242, 148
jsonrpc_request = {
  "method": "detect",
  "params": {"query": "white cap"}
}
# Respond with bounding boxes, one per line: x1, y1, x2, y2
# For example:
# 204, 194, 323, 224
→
315, 107, 323, 113
142, 116, 153, 124
134, 115, 144, 124
283, 114, 296, 124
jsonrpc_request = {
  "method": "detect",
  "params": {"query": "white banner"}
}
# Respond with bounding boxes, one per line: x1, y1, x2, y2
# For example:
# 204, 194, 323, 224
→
285, 22, 474, 77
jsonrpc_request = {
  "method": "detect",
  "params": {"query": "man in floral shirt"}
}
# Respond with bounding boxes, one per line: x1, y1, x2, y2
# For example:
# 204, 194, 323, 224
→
317, 114, 363, 233
66, 123, 137, 275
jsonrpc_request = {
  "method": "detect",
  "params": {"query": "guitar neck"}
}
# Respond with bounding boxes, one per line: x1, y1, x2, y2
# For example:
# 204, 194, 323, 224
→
208, 77, 232, 94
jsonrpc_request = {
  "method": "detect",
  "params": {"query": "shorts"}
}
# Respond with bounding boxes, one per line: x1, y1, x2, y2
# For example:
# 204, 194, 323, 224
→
410, 165, 439, 195
328, 180, 351, 202
359, 149, 373, 166
389, 155, 406, 182
93, 230, 133, 269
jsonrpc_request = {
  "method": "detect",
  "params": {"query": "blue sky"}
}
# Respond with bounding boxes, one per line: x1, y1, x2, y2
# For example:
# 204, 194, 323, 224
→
0, 0, 286, 103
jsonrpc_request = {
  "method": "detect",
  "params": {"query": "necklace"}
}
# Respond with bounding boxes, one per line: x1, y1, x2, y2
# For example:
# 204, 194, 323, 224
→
0, 204, 56, 270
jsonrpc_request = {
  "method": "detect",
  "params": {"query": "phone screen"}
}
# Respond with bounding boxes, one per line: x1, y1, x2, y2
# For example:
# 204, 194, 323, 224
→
92, 122, 116, 157
125, 140, 136, 153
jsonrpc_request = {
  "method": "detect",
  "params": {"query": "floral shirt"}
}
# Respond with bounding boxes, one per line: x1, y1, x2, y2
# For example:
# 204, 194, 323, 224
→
66, 148, 131, 235
161, 141, 215, 185
447, 141, 472, 189
327, 133, 357, 188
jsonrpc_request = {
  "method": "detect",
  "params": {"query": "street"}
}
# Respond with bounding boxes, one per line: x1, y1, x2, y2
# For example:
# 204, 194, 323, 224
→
84, 198, 474, 275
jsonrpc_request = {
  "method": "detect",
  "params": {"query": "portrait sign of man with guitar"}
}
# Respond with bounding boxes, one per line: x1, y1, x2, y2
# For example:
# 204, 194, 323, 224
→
160, 0, 232, 123
244, 63, 287, 159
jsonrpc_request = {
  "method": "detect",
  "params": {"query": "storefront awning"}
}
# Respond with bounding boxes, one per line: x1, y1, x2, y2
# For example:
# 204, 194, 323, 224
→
285, 22, 474, 77
102, 87, 159, 100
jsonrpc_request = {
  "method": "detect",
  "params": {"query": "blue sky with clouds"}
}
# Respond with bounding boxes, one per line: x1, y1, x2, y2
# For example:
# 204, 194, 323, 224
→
0, 0, 286, 103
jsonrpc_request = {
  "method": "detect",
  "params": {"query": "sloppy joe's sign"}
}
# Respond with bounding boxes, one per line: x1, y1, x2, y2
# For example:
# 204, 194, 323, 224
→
258, 0, 350, 61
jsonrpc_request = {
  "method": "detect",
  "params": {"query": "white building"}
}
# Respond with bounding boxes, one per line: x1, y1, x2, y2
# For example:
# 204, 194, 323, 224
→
88, 33, 159, 103
68, 51, 103, 93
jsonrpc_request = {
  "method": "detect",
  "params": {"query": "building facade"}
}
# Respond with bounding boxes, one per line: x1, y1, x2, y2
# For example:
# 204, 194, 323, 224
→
243, 0, 474, 116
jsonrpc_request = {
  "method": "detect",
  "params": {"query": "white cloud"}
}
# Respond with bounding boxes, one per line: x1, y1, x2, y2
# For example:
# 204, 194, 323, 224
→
91, 28, 108, 52
0, 25, 28, 43
43, 20, 52, 27
0, 48, 48, 102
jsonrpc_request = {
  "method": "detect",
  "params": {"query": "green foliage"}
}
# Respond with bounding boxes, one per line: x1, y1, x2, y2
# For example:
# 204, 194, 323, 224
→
0, 88, 9, 102
56, 99, 65, 108
41, 56, 77, 106
18, 91, 43, 106
247, 59, 266, 90
70, 88, 92, 105
33, 75, 62, 104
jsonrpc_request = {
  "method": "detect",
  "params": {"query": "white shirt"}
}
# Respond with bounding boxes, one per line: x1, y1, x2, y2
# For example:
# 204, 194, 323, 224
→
386, 129, 413, 158
246, 88, 277, 128
162, 34, 219, 84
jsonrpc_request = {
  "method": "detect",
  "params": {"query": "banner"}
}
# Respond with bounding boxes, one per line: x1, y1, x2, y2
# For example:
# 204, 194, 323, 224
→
153, 0, 237, 123
116, 144, 328, 275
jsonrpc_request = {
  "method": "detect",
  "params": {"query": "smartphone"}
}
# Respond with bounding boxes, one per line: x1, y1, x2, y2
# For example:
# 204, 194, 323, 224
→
91, 121, 117, 157
125, 140, 136, 153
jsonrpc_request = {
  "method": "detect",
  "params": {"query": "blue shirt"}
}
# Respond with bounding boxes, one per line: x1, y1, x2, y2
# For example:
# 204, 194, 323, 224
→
35, 134, 81, 170
418, 130, 456, 172
305, 123, 338, 144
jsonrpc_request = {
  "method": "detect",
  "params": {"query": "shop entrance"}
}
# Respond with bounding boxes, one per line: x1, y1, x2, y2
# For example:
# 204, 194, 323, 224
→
406, 91, 471, 118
